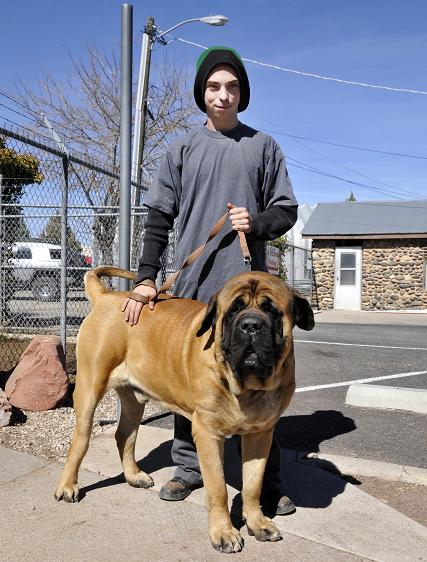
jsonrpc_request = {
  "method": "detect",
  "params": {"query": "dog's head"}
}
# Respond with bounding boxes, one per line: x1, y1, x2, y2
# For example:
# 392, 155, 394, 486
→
197, 271, 314, 392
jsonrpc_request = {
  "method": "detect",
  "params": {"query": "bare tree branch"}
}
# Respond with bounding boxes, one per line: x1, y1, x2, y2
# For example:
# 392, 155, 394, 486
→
13, 46, 199, 263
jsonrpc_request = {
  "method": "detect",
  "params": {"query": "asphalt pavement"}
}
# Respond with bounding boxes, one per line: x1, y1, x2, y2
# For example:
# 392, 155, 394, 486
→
291, 312, 427, 467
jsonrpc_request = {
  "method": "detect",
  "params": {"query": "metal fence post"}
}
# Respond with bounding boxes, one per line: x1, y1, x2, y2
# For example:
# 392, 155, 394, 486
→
0, 174, 4, 326
60, 156, 69, 357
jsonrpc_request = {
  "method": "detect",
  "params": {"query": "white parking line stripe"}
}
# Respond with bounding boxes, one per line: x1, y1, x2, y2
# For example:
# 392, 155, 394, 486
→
295, 339, 427, 351
296, 370, 427, 393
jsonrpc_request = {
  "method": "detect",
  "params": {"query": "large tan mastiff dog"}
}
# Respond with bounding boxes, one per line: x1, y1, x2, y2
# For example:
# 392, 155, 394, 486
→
55, 266, 314, 553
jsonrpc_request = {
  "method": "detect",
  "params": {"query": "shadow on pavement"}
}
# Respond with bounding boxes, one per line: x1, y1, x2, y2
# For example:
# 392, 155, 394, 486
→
80, 410, 359, 512
78, 474, 127, 500
78, 440, 174, 499
274, 409, 357, 452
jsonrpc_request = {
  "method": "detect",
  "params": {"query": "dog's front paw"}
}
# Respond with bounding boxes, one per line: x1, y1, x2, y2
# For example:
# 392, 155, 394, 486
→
126, 471, 154, 489
247, 515, 282, 542
54, 483, 80, 503
210, 526, 244, 553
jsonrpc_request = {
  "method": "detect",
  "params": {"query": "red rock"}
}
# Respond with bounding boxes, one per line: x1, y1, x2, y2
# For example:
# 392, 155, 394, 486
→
5, 336, 68, 411
0, 389, 12, 426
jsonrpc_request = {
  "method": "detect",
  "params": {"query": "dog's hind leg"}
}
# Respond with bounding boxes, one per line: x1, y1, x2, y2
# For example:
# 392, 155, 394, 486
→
54, 369, 108, 503
115, 385, 154, 489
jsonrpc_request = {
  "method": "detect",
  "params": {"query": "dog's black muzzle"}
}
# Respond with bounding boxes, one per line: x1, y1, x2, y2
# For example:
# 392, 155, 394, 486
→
223, 311, 284, 382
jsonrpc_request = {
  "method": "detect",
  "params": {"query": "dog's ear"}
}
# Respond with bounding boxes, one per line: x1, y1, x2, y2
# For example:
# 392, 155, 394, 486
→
292, 292, 315, 331
196, 292, 218, 337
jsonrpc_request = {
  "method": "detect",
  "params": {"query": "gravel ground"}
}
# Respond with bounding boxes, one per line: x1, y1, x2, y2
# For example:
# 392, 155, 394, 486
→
0, 390, 167, 461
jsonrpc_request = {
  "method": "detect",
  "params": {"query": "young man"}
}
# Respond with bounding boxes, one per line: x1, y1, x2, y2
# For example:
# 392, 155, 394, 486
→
122, 47, 298, 515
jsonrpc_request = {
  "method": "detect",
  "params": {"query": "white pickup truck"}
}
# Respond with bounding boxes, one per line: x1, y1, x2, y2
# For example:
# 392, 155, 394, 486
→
10, 241, 87, 301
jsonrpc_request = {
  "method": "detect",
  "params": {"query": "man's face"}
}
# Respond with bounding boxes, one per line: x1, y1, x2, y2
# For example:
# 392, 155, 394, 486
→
204, 64, 240, 123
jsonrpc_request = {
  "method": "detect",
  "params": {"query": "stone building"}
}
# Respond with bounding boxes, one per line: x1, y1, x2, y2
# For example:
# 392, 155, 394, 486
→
302, 200, 427, 311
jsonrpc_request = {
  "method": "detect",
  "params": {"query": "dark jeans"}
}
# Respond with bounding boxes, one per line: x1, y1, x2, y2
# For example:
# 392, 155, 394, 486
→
171, 413, 282, 494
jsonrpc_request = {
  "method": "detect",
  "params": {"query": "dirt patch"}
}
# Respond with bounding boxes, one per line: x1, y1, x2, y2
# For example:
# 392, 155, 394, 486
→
356, 475, 427, 527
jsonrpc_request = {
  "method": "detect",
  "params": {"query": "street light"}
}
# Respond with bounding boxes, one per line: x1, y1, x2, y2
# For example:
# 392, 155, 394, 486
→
155, 15, 228, 43
130, 14, 228, 267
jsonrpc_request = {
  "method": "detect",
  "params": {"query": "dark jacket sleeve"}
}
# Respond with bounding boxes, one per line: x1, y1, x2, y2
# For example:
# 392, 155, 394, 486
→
135, 207, 174, 284
247, 204, 298, 241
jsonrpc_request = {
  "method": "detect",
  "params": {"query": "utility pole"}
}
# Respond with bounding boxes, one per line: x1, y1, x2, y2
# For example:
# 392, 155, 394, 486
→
132, 16, 155, 187
130, 16, 155, 268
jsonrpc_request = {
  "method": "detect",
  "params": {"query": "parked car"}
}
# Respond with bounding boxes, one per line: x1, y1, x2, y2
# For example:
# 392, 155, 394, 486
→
9, 241, 89, 301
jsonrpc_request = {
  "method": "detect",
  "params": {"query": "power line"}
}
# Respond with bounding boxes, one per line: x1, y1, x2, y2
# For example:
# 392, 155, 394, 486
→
0, 114, 59, 145
281, 132, 424, 200
287, 158, 407, 200
262, 129, 427, 161
287, 155, 409, 199
175, 37, 427, 96
0, 89, 42, 119
0, 100, 42, 125
289, 162, 405, 200
253, 111, 426, 199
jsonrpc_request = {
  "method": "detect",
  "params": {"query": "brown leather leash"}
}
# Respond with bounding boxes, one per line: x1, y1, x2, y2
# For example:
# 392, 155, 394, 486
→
128, 206, 252, 305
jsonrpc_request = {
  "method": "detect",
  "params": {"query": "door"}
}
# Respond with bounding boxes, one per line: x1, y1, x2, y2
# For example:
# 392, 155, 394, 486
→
334, 247, 361, 310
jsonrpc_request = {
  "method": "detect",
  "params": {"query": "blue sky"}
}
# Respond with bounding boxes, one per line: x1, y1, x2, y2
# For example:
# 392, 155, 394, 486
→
1, 0, 426, 206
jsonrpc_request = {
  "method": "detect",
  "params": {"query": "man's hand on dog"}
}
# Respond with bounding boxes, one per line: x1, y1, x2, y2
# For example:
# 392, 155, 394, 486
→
122, 284, 156, 326
227, 203, 253, 234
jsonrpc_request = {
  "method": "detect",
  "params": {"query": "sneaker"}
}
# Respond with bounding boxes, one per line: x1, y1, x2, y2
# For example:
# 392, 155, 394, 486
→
158, 477, 201, 501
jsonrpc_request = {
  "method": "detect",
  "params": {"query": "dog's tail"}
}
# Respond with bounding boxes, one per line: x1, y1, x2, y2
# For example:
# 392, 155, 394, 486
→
84, 266, 137, 305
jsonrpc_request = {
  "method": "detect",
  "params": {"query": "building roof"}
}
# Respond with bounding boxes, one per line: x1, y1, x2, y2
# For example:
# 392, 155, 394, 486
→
302, 200, 427, 239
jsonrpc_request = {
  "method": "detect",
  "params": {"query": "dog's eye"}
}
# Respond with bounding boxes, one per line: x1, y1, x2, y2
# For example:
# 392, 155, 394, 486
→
228, 297, 245, 315
260, 298, 276, 314
261, 299, 283, 332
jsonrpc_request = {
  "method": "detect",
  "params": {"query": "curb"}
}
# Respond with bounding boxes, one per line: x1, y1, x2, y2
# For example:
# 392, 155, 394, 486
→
298, 451, 427, 486
346, 383, 427, 414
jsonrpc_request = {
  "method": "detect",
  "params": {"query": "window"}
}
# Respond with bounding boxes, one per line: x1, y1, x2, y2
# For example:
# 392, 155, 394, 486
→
15, 247, 32, 259
340, 252, 356, 286
49, 249, 61, 259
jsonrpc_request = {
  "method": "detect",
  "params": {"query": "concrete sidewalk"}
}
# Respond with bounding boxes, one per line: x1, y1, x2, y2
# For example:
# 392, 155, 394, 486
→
314, 309, 427, 325
1, 426, 426, 562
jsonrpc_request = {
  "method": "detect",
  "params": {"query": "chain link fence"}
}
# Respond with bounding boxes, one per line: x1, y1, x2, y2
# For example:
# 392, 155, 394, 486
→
0, 125, 174, 372
0, 124, 311, 372
283, 243, 313, 297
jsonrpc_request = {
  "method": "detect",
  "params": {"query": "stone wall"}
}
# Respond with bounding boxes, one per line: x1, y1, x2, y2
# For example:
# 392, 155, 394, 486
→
311, 238, 427, 310
362, 239, 427, 310
311, 241, 335, 310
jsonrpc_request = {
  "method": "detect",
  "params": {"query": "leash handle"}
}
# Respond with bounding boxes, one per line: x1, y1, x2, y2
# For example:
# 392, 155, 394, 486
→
228, 204, 252, 271
129, 206, 252, 304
